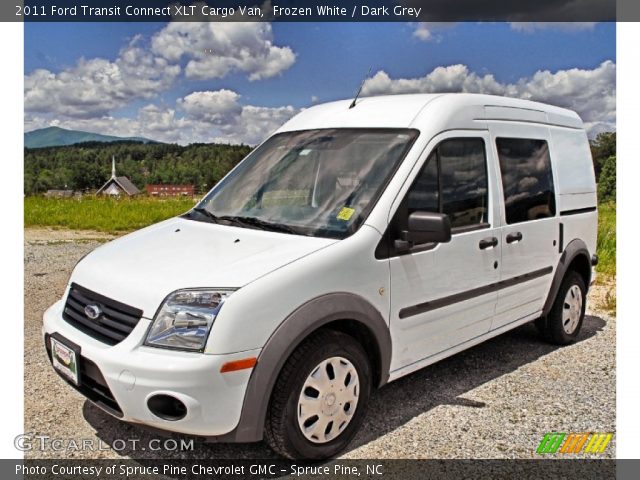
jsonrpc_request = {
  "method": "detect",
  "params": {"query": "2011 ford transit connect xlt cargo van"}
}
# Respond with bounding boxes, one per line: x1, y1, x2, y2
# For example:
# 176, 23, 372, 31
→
43, 94, 598, 459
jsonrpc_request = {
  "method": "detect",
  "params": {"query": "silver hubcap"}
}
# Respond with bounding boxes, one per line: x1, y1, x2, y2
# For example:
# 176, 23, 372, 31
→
562, 285, 583, 334
297, 356, 360, 444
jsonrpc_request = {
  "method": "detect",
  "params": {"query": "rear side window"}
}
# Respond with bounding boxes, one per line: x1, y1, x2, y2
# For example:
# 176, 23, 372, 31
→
496, 138, 556, 224
408, 138, 488, 229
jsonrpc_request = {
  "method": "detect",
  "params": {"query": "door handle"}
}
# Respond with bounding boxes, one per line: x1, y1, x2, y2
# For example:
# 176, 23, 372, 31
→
506, 232, 523, 244
479, 236, 498, 250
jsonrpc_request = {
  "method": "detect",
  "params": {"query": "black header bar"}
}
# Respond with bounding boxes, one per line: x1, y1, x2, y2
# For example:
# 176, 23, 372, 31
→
2, 0, 625, 22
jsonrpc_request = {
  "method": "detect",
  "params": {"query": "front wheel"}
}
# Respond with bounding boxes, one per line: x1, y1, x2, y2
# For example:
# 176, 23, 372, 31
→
264, 330, 372, 459
538, 271, 587, 345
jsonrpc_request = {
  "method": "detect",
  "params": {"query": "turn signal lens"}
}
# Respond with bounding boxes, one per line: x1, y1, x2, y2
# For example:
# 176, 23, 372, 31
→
220, 357, 257, 373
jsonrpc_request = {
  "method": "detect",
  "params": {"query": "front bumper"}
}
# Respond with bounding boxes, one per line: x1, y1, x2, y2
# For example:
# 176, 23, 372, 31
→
42, 300, 260, 437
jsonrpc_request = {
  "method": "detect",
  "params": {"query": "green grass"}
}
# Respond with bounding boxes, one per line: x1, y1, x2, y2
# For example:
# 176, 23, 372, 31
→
24, 196, 196, 233
596, 202, 616, 277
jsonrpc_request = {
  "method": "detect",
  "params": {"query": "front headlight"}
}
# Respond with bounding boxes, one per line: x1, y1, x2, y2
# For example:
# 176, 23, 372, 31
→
145, 289, 235, 352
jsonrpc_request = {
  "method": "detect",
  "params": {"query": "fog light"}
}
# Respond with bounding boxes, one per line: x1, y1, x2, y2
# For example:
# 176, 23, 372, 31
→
147, 394, 187, 421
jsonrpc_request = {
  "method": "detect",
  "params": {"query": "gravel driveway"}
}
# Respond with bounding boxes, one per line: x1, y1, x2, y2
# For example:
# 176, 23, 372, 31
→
24, 228, 615, 459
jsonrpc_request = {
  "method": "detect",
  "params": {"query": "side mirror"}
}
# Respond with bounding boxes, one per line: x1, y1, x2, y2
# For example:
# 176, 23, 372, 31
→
395, 211, 452, 251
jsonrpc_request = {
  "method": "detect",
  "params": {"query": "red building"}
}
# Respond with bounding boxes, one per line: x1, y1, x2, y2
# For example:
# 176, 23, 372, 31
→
145, 184, 195, 197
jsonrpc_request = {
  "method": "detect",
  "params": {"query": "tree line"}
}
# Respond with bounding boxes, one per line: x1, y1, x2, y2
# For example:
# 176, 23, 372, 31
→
24, 133, 616, 201
590, 132, 616, 203
24, 141, 252, 196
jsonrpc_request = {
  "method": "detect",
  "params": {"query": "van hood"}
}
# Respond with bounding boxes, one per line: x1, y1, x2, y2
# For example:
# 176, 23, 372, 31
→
70, 217, 337, 317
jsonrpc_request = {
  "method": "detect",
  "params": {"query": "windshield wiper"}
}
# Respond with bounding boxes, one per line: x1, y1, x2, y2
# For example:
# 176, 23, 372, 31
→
188, 207, 220, 223
188, 209, 305, 235
217, 215, 303, 235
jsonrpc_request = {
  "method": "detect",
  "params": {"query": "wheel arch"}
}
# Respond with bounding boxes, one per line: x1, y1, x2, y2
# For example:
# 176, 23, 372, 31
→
227, 292, 391, 443
542, 238, 592, 317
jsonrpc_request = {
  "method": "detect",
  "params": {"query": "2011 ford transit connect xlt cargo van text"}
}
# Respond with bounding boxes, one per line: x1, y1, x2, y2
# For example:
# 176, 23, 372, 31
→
43, 94, 598, 459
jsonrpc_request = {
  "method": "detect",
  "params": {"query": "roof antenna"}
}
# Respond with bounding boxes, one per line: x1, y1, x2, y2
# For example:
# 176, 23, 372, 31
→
349, 66, 371, 109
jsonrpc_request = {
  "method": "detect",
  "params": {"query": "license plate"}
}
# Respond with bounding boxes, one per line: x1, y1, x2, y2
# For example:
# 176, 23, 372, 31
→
51, 337, 79, 386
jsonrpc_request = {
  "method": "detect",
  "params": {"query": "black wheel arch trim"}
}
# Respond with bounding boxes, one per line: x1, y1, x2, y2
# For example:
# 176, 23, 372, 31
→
542, 238, 592, 317
213, 292, 391, 443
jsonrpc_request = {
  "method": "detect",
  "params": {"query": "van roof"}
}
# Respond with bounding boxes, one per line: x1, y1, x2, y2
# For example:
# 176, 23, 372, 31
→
277, 93, 583, 133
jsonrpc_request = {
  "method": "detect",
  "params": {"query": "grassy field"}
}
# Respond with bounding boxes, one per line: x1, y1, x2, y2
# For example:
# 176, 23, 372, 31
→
24, 196, 196, 233
596, 202, 616, 277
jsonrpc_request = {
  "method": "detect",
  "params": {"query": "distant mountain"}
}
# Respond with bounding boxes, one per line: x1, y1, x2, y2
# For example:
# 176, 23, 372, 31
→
25, 126, 158, 148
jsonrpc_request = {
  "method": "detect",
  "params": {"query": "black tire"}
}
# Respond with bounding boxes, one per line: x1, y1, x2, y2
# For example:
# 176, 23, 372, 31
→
539, 271, 587, 345
264, 329, 372, 459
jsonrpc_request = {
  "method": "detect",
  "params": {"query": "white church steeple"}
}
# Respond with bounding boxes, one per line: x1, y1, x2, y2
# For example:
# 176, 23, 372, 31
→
111, 156, 116, 179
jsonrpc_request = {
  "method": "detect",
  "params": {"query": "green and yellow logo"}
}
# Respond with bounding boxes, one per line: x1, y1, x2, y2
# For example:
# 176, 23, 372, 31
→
536, 432, 613, 454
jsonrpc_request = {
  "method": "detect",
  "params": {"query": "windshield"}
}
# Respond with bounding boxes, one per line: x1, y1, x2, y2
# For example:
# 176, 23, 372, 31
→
188, 128, 419, 239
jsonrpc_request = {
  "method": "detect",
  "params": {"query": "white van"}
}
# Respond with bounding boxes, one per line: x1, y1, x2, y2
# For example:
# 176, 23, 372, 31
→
43, 94, 598, 459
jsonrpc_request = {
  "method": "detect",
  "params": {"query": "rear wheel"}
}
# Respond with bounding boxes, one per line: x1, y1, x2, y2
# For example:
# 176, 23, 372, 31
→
264, 330, 371, 459
538, 271, 587, 345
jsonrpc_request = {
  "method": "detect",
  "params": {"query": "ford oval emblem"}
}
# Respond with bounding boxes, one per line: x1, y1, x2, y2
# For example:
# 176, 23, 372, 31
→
84, 304, 102, 320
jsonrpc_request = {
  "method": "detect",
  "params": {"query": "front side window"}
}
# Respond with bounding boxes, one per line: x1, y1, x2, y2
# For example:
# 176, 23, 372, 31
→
407, 138, 489, 229
496, 138, 556, 224
189, 129, 419, 239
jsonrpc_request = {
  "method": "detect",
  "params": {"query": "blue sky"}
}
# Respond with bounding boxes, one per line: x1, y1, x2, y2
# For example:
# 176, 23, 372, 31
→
24, 22, 616, 143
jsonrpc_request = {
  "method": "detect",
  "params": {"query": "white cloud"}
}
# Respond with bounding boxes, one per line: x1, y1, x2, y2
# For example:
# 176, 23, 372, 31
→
509, 22, 597, 33
361, 61, 616, 136
413, 23, 434, 41
137, 104, 184, 136
513, 61, 616, 132
411, 22, 598, 41
24, 38, 181, 118
151, 22, 295, 81
178, 90, 243, 124
25, 22, 296, 120
26, 89, 299, 146
412, 22, 456, 42
412, 22, 597, 42
219, 104, 298, 144
174, 89, 298, 144
178, 90, 298, 144
362, 64, 508, 96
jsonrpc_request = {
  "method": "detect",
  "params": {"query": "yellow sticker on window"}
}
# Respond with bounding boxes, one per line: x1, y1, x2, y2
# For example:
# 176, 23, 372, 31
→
337, 207, 355, 221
